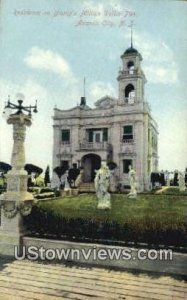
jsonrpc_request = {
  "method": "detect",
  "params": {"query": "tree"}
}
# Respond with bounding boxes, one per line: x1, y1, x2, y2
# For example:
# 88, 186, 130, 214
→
24, 164, 43, 175
0, 161, 12, 174
24, 163, 43, 187
53, 164, 68, 187
44, 165, 50, 187
107, 161, 117, 170
68, 164, 80, 187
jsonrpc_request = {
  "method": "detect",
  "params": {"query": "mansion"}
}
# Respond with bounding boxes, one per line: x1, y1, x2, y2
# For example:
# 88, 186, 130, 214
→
52, 44, 158, 191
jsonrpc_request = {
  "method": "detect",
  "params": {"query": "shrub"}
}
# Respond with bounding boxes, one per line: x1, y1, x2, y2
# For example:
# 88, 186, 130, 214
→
24, 194, 187, 248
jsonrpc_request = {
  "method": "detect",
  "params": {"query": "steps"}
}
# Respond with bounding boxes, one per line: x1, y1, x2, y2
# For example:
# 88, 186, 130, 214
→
79, 182, 95, 193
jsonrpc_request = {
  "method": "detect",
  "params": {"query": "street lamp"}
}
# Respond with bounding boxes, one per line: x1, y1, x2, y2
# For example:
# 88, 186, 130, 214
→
3, 95, 38, 116
0, 94, 39, 218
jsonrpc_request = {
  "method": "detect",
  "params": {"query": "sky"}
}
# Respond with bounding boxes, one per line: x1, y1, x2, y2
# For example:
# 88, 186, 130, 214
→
0, 0, 187, 174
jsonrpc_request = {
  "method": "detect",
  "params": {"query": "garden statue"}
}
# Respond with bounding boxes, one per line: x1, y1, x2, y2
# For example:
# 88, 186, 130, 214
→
165, 170, 170, 186
75, 169, 84, 188
63, 170, 71, 195
178, 172, 186, 192
94, 161, 111, 210
128, 165, 137, 198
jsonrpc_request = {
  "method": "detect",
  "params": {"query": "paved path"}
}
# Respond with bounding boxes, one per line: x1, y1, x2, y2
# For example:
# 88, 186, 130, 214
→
0, 258, 186, 299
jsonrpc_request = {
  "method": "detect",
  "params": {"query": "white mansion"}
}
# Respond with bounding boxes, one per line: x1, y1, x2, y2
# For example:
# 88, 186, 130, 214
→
52, 44, 158, 191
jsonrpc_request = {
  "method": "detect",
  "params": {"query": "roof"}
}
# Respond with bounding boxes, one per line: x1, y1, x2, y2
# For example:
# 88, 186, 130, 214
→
121, 46, 142, 60
124, 47, 139, 55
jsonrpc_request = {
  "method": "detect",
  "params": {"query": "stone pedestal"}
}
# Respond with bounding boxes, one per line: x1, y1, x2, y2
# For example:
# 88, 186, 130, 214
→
0, 207, 26, 256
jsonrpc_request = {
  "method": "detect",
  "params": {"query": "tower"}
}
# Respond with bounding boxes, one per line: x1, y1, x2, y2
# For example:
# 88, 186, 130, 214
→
117, 45, 147, 104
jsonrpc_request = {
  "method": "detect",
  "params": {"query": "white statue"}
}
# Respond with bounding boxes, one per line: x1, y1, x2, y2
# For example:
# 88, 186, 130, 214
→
178, 172, 186, 192
64, 170, 71, 191
75, 169, 84, 188
128, 165, 137, 198
165, 170, 170, 186
94, 161, 111, 210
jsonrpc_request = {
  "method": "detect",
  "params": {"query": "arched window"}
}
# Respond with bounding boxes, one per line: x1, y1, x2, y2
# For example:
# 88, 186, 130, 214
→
125, 84, 135, 103
127, 61, 135, 74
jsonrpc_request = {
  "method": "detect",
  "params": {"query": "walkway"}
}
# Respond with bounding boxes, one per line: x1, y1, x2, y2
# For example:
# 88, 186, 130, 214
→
0, 258, 186, 299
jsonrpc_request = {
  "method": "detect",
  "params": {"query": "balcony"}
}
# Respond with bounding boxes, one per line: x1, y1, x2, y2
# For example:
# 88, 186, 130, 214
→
61, 141, 70, 145
120, 140, 135, 155
122, 139, 134, 144
77, 141, 110, 151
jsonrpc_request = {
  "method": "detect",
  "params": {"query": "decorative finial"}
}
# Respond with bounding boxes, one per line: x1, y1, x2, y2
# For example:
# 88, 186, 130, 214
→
83, 77, 86, 98
129, 20, 134, 48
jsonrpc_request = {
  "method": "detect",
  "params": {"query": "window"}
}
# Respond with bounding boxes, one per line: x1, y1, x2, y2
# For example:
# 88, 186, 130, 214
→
88, 130, 93, 142
103, 128, 108, 142
125, 84, 135, 103
148, 128, 151, 143
93, 131, 102, 143
62, 129, 70, 143
87, 128, 108, 142
123, 125, 133, 141
127, 61, 135, 74
123, 159, 133, 173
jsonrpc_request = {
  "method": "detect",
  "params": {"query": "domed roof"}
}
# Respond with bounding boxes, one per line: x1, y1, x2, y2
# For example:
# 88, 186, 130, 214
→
124, 46, 139, 55
121, 46, 142, 60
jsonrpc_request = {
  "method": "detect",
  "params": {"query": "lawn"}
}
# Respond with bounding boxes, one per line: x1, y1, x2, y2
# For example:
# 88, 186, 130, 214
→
24, 194, 187, 249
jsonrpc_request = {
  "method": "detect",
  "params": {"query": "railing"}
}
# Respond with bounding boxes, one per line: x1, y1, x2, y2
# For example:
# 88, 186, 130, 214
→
79, 142, 109, 151
118, 70, 138, 76
122, 139, 134, 144
61, 141, 70, 145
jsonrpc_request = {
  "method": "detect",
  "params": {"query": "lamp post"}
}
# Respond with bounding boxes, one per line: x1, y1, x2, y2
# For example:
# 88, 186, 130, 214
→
0, 95, 38, 256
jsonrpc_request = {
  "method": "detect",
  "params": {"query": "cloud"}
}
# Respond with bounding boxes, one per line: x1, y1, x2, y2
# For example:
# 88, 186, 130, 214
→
24, 47, 74, 80
123, 31, 178, 84
144, 64, 178, 85
88, 81, 116, 103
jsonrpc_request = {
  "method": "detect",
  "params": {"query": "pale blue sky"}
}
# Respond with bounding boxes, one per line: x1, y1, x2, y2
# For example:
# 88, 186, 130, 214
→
0, 0, 187, 173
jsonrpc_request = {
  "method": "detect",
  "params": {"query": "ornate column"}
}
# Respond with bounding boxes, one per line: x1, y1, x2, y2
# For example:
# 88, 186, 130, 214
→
0, 98, 37, 256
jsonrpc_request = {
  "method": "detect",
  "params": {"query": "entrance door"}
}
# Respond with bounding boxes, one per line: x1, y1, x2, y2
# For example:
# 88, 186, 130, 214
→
82, 154, 101, 182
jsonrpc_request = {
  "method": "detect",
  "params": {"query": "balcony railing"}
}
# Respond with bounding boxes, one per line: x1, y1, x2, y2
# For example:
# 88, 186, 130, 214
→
79, 141, 109, 151
118, 70, 138, 76
122, 139, 134, 144
61, 141, 70, 145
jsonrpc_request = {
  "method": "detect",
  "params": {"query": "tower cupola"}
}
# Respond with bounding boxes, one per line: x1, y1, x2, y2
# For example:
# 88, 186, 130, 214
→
117, 43, 146, 104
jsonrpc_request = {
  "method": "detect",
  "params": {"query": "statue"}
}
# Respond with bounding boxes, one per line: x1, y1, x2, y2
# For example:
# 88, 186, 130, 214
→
75, 169, 84, 188
165, 170, 170, 187
63, 170, 72, 196
94, 161, 111, 210
128, 165, 137, 198
178, 172, 186, 192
